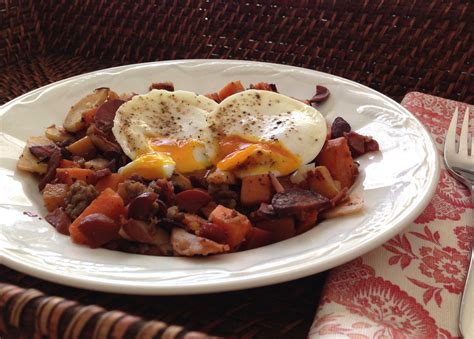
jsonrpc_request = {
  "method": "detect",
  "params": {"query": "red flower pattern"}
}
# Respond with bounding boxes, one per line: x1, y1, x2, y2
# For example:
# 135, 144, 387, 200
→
437, 170, 473, 209
313, 93, 472, 338
384, 234, 418, 269
324, 277, 439, 337
454, 226, 474, 251
418, 246, 468, 294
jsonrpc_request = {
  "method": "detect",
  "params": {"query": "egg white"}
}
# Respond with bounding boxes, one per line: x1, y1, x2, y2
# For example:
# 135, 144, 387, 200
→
207, 89, 327, 166
112, 90, 218, 164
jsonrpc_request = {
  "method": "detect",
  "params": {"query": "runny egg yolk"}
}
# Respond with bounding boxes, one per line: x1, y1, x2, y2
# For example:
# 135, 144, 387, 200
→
216, 136, 301, 177
150, 139, 210, 173
119, 152, 175, 180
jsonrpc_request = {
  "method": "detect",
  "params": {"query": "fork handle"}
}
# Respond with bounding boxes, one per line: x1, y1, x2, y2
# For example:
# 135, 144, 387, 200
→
459, 186, 474, 338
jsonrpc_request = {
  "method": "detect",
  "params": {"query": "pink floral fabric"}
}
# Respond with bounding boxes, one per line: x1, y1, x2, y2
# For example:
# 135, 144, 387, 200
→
310, 92, 473, 339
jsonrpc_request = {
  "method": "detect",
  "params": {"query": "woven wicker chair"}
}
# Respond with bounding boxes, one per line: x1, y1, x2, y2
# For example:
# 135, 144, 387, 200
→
2, 0, 472, 105
0, 1, 472, 338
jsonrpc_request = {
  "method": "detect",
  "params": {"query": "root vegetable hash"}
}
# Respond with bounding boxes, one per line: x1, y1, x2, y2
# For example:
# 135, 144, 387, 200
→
17, 81, 379, 256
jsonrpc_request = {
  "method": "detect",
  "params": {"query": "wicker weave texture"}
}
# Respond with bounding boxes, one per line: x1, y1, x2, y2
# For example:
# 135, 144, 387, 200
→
0, 265, 325, 338
1, 0, 473, 103
0, 283, 211, 339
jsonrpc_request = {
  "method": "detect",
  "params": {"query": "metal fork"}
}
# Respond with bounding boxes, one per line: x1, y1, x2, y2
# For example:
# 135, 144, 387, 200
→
444, 107, 474, 338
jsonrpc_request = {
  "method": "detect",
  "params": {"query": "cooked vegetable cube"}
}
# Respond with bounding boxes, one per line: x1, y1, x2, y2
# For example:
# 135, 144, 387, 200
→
209, 205, 252, 249
240, 174, 273, 206
43, 183, 68, 212
307, 166, 340, 199
317, 137, 358, 189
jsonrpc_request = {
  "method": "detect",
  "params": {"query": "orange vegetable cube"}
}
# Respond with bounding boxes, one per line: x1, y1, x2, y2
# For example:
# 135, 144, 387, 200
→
240, 174, 273, 206
95, 173, 123, 192
59, 159, 80, 168
56, 168, 96, 185
218, 81, 245, 101
43, 183, 68, 212
317, 137, 358, 189
209, 205, 252, 250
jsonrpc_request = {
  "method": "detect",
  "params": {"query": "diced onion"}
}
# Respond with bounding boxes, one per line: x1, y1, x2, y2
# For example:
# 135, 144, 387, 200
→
290, 163, 315, 184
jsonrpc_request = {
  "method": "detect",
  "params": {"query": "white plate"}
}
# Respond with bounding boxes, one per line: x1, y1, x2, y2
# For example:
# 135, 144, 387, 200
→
0, 60, 439, 295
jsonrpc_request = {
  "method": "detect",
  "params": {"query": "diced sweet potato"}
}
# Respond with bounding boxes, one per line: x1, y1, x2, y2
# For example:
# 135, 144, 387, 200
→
307, 166, 340, 199
95, 173, 123, 192
317, 137, 358, 189
56, 168, 96, 185
240, 174, 273, 206
59, 159, 80, 168
256, 217, 295, 242
43, 183, 69, 212
218, 81, 245, 101
209, 205, 252, 250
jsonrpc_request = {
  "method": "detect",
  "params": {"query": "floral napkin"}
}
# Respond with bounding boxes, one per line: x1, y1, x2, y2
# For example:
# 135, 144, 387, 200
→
309, 92, 473, 338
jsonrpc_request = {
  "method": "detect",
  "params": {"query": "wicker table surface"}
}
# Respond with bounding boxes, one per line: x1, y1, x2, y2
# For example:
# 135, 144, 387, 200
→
1, 1, 472, 338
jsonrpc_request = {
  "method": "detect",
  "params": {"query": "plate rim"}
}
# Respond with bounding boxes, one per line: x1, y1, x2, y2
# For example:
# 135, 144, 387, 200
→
0, 59, 440, 295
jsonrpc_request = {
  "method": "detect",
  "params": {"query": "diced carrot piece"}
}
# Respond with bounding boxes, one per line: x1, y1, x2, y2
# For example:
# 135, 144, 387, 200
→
69, 188, 126, 245
240, 174, 273, 206
240, 227, 274, 250
43, 183, 68, 212
95, 173, 123, 192
56, 168, 96, 185
60, 159, 80, 168
256, 217, 295, 242
209, 205, 252, 250
82, 107, 98, 125
218, 81, 245, 101
317, 137, 358, 189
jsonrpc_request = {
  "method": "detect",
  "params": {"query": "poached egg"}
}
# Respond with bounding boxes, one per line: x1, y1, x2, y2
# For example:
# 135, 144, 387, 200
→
112, 88, 327, 180
112, 90, 218, 179
208, 90, 327, 177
